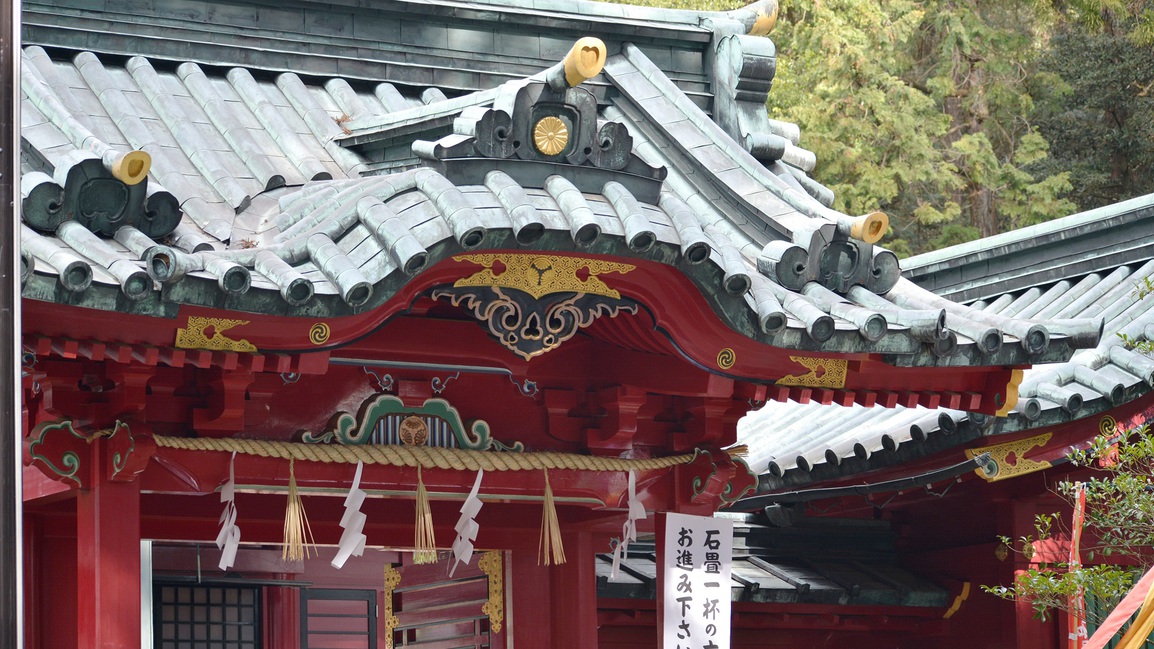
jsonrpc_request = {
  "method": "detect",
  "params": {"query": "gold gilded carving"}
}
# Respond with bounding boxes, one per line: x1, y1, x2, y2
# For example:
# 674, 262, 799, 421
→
966, 432, 1053, 482
399, 416, 429, 446
747, 0, 780, 35
432, 287, 637, 360
995, 369, 1024, 417
478, 551, 505, 634
1100, 414, 1118, 437
451, 254, 635, 299
717, 348, 736, 370
383, 565, 402, 649
174, 317, 257, 353
776, 357, 847, 389
562, 37, 607, 86
533, 116, 569, 156
309, 323, 331, 345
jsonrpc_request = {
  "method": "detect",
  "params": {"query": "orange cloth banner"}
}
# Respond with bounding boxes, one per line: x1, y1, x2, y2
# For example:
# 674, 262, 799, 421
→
1084, 565, 1154, 649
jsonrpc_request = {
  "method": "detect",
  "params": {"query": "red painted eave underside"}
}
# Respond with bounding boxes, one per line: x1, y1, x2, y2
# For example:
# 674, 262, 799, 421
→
22, 252, 1021, 412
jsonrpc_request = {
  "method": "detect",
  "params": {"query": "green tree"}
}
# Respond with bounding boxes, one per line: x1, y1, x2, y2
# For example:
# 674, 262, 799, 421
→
1028, 21, 1154, 211
770, 0, 1075, 253
983, 423, 1154, 626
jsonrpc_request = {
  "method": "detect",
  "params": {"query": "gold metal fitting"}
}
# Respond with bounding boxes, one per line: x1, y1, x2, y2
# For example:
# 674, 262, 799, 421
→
849, 211, 889, 244
110, 150, 151, 186
747, 0, 780, 36
563, 37, 607, 87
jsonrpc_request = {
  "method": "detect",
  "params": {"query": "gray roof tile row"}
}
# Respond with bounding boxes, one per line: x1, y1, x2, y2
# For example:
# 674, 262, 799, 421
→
18, 39, 1101, 377
741, 195, 1154, 488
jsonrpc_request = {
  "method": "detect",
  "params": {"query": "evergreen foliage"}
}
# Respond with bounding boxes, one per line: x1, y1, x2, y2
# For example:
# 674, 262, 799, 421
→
602, 0, 1154, 254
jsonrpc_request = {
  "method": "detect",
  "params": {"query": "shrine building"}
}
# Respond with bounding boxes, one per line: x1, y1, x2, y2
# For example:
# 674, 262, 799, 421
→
14, 0, 1127, 648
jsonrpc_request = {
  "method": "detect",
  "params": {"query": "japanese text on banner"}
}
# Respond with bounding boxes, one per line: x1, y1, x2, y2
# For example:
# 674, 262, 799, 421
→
663, 512, 733, 649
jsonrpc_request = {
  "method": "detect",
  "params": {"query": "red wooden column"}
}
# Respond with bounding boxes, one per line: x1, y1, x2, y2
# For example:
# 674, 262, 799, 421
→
511, 549, 553, 647
552, 531, 599, 648
265, 582, 301, 649
77, 440, 141, 649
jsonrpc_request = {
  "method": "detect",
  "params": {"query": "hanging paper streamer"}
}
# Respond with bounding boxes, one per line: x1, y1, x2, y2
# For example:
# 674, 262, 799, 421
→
413, 466, 438, 564
332, 461, 368, 569
215, 451, 241, 571
449, 469, 485, 577
610, 469, 646, 580
282, 458, 317, 562
539, 469, 566, 565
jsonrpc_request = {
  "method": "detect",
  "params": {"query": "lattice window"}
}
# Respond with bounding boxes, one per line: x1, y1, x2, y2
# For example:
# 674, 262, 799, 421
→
301, 588, 378, 649
154, 583, 260, 649
392, 569, 492, 648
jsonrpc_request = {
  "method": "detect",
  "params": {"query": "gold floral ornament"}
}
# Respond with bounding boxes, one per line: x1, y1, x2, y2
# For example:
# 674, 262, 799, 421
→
776, 356, 848, 389
174, 317, 257, 353
533, 116, 569, 156
965, 432, 1052, 482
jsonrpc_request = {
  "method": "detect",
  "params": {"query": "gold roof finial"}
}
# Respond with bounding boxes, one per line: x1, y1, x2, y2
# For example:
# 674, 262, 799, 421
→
546, 37, 608, 91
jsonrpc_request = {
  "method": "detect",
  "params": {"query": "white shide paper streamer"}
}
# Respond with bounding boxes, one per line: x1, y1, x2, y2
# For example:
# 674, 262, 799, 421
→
215, 451, 241, 571
610, 469, 647, 581
449, 469, 485, 577
332, 461, 369, 569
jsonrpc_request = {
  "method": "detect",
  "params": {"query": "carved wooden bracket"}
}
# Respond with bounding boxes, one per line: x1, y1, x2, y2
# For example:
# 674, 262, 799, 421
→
106, 421, 156, 483
586, 385, 647, 452
24, 419, 155, 487
25, 419, 92, 488
680, 448, 757, 509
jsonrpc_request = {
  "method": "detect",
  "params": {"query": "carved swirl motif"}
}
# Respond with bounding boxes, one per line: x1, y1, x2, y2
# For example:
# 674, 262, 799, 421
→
533, 116, 569, 156
478, 551, 505, 634
776, 356, 848, 389
174, 317, 257, 353
717, 348, 736, 370
309, 323, 331, 345
432, 285, 638, 361
26, 420, 90, 487
1100, 415, 1118, 437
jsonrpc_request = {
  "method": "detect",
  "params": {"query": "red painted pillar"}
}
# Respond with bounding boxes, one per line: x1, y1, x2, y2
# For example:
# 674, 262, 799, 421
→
265, 583, 301, 649
76, 441, 141, 649
511, 548, 552, 647
551, 531, 598, 648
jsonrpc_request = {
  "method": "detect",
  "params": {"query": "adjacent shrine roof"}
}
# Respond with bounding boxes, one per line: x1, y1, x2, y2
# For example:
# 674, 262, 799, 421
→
739, 195, 1154, 491
18, 0, 1105, 417
598, 515, 948, 608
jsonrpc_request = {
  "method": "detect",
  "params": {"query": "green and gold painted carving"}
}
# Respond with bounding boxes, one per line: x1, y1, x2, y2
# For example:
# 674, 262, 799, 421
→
301, 394, 523, 452
106, 421, 134, 480
26, 419, 91, 487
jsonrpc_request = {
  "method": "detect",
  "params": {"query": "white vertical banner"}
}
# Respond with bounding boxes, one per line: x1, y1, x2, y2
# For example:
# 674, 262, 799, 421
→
662, 513, 733, 649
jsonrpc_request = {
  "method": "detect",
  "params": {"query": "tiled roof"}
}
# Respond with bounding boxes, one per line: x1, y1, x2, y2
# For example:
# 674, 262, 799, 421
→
19, 42, 1103, 373
739, 195, 1154, 490
598, 516, 948, 608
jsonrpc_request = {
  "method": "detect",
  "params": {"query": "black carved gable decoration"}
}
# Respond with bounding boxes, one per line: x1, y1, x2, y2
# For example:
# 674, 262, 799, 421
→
413, 38, 667, 204
22, 149, 182, 239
